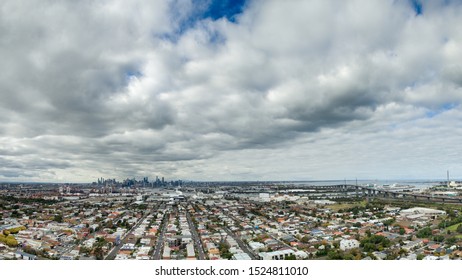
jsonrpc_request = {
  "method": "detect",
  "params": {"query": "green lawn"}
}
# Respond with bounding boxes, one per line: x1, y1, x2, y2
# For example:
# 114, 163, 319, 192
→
445, 222, 462, 233
326, 201, 367, 211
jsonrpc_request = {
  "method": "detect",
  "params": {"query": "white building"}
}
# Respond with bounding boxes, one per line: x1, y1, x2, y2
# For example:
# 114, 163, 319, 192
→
162, 245, 171, 260
15, 251, 37, 260
339, 239, 360, 251
232, 253, 252, 260
400, 207, 446, 219
186, 243, 195, 259
226, 236, 239, 248
402, 240, 423, 252
259, 249, 294, 260
259, 193, 270, 202
294, 250, 308, 259
115, 254, 128, 260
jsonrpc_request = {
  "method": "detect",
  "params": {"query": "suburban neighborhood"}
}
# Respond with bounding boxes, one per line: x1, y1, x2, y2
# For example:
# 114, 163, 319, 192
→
2, 180, 462, 261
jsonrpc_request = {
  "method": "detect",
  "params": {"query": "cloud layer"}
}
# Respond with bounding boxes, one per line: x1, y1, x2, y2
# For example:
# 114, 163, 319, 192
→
1, 0, 462, 182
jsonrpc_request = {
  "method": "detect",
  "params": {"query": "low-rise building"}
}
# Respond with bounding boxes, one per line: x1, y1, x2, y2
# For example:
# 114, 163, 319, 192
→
340, 239, 360, 251
259, 249, 294, 260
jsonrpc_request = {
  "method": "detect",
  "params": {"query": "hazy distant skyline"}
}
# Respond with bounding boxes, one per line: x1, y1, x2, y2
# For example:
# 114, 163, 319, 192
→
1, 0, 462, 183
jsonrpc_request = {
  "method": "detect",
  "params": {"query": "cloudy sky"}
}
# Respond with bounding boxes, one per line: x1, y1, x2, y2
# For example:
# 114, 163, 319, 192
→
1, 0, 462, 183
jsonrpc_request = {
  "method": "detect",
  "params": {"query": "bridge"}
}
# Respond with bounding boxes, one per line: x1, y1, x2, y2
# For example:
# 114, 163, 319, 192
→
314, 184, 462, 204
228, 184, 462, 204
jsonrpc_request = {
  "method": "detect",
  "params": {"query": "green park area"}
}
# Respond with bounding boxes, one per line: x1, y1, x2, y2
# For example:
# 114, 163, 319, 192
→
326, 200, 368, 211
446, 223, 462, 238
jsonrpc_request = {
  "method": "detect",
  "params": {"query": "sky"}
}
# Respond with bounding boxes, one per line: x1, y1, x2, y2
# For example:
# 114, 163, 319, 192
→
1, 0, 462, 183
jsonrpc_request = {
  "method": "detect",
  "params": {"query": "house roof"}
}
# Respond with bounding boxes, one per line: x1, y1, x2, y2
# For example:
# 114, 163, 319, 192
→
15, 250, 37, 259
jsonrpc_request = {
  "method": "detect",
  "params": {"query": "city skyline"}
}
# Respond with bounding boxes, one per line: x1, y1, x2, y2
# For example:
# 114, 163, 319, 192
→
1, 0, 462, 183
0, 176, 460, 185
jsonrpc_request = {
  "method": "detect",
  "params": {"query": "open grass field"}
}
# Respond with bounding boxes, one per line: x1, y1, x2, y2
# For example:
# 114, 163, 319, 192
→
446, 222, 462, 233
326, 200, 367, 211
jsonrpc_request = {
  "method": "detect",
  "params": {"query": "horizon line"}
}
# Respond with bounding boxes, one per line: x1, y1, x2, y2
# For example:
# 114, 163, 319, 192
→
0, 178, 457, 185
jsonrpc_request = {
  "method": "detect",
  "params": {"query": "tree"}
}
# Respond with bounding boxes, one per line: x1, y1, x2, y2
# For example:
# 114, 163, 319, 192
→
433, 235, 444, 243
94, 247, 104, 260
446, 236, 458, 245
6, 239, 18, 247
327, 250, 343, 260
398, 248, 407, 256
2, 235, 19, 247
11, 210, 20, 218
79, 246, 92, 255
383, 218, 395, 226
360, 235, 391, 252
8, 226, 26, 234
416, 227, 432, 238
218, 242, 232, 259
353, 222, 362, 228
457, 224, 462, 234
301, 235, 310, 243
54, 214, 63, 223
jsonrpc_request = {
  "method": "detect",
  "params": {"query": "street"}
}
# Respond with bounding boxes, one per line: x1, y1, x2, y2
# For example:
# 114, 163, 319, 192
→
105, 211, 150, 260
222, 226, 258, 259
152, 212, 167, 260
186, 210, 206, 260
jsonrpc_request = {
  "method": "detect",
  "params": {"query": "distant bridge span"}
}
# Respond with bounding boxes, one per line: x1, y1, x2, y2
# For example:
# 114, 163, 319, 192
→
228, 184, 462, 204
316, 184, 462, 204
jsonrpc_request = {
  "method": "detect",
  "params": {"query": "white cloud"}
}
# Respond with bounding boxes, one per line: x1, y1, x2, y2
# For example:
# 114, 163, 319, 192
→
1, 0, 462, 182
